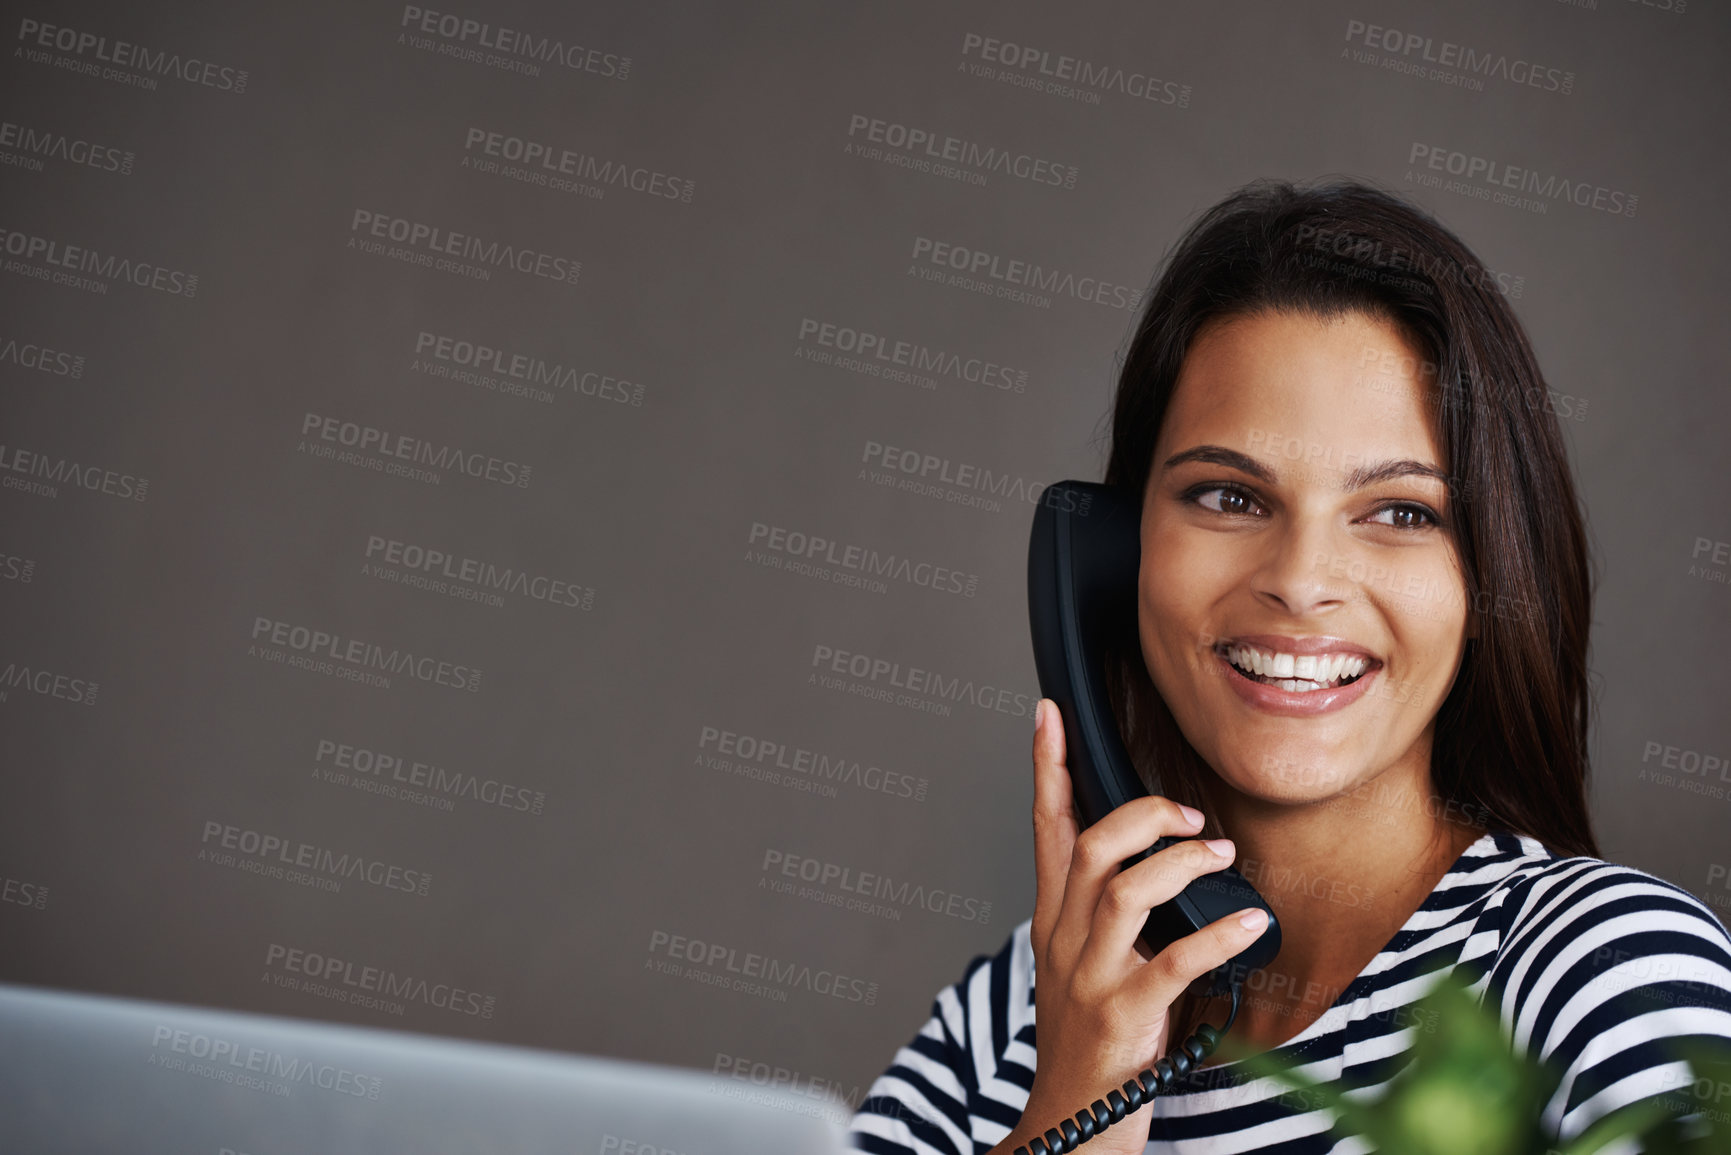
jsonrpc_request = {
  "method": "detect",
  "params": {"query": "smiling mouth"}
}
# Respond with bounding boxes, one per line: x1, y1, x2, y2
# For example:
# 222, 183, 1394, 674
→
1215, 642, 1378, 693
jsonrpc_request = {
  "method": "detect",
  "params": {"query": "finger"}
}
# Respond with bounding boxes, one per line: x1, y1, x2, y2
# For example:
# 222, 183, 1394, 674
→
1029, 699, 1077, 958
1126, 906, 1272, 1009
1049, 792, 1204, 967
1075, 838, 1237, 980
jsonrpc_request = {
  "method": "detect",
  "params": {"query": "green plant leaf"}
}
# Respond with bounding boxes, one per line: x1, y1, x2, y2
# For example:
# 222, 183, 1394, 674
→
1206, 966, 1726, 1155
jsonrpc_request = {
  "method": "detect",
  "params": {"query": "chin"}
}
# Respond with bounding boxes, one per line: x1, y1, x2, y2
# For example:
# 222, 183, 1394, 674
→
1204, 740, 1368, 806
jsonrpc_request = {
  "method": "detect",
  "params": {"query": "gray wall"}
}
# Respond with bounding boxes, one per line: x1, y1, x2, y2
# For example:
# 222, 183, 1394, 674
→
2, 0, 1728, 1117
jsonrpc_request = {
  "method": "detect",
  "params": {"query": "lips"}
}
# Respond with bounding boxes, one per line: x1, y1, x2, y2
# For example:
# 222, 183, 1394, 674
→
1212, 635, 1383, 693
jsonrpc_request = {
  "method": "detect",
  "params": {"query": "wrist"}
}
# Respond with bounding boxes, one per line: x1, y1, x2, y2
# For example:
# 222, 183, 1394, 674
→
1004, 1091, 1151, 1155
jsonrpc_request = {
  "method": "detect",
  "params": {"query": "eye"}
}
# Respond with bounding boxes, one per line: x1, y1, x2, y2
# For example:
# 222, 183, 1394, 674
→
1187, 484, 1267, 517
1364, 503, 1440, 530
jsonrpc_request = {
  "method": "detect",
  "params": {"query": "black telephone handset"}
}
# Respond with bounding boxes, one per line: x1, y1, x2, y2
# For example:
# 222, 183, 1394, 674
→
1015, 480, 1281, 1155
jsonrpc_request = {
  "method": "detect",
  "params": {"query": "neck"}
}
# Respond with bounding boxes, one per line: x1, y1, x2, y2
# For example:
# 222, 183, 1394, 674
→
1195, 743, 1485, 1046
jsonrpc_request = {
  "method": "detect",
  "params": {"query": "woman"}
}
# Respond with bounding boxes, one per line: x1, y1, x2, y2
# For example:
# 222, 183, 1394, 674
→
847, 179, 1731, 1154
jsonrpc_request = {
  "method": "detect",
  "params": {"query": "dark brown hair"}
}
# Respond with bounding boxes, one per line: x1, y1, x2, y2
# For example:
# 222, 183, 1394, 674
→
1097, 177, 1598, 861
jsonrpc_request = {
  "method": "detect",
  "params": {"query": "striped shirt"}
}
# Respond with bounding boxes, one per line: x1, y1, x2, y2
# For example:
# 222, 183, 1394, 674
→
849, 829, 1731, 1154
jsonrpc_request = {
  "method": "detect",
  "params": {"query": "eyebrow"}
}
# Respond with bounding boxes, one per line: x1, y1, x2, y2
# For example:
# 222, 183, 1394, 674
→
1160, 445, 1450, 490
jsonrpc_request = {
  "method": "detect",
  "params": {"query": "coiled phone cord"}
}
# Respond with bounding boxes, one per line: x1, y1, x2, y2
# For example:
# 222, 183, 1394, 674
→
1012, 983, 1243, 1155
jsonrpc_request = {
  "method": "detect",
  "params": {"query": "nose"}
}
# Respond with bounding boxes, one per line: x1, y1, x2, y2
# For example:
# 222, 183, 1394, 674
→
1247, 516, 1351, 619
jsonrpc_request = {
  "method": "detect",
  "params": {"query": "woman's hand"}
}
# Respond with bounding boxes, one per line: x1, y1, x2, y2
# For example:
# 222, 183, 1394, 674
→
993, 699, 1270, 1155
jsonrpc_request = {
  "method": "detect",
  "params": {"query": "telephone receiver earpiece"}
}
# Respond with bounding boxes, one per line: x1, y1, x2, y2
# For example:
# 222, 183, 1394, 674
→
1027, 479, 1281, 994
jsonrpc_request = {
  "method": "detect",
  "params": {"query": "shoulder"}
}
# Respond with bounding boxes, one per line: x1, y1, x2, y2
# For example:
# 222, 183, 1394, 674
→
848, 921, 1036, 1154
1473, 837, 1731, 1144
1486, 842, 1731, 1025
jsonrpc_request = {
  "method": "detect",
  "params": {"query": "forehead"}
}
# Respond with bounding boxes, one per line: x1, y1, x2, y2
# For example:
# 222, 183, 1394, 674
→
1155, 309, 1444, 468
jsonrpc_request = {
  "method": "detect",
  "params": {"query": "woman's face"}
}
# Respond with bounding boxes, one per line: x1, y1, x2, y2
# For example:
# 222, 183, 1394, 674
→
1138, 307, 1471, 807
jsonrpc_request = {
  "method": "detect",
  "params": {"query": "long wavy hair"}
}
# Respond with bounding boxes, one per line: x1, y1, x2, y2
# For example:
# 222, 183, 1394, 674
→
1097, 177, 1598, 861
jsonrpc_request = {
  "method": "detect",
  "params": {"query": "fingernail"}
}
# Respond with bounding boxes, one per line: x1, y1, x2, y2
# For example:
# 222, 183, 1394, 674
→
1178, 804, 1204, 828
1203, 838, 1234, 859
1239, 909, 1268, 932
1033, 699, 1045, 732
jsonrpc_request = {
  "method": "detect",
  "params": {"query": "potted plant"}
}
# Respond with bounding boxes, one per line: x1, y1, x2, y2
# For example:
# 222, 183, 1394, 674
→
1223, 968, 1730, 1154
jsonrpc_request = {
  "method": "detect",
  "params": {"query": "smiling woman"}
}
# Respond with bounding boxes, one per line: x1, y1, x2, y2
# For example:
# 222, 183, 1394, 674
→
849, 180, 1731, 1155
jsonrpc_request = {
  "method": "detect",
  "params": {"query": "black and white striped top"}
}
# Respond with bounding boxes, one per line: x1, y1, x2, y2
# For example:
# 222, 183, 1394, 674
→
849, 830, 1731, 1154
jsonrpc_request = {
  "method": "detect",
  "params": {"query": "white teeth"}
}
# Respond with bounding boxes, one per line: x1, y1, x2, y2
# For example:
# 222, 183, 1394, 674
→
1224, 644, 1370, 690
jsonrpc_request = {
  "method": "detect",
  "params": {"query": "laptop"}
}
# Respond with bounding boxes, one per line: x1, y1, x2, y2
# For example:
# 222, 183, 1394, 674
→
0, 981, 853, 1154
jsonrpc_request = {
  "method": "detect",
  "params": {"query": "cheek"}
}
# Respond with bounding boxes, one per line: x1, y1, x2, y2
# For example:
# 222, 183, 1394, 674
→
1382, 561, 1471, 662
1401, 615, 1471, 698
1139, 527, 1238, 644
1138, 559, 1221, 691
